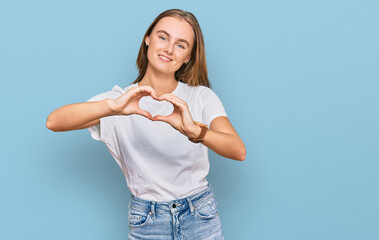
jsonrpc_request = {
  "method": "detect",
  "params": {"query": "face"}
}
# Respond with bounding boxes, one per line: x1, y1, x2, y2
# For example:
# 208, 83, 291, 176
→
145, 17, 194, 75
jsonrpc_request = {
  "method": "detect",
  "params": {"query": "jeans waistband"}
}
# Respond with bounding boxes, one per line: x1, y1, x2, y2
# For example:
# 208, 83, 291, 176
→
129, 184, 215, 217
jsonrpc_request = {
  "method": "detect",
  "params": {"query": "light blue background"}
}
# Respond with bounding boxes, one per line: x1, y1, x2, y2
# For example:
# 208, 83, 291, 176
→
1, 0, 378, 239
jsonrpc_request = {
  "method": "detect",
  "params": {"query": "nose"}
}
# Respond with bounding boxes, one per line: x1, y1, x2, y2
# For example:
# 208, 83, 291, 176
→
164, 41, 175, 55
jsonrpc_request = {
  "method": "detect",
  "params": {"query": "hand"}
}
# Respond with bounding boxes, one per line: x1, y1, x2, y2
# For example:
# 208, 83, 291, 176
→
109, 86, 159, 120
151, 93, 201, 138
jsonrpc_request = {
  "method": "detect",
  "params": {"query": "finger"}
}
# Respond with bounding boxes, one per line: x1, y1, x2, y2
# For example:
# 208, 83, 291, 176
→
159, 95, 195, 126
159, 93, 186, 104
157, 93, 174, 101
135, 109, 153, 120
152, 115, 171, 123
160, 94, 187, 105
134, 86, 158, 99
143, 86, 158, 99
160, 95, 187, 111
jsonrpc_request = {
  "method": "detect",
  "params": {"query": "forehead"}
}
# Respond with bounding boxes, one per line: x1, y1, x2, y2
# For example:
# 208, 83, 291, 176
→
152, 17, 194, 44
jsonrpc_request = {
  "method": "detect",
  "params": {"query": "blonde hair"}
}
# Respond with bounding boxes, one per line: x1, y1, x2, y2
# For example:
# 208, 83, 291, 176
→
132, 9, 210, 88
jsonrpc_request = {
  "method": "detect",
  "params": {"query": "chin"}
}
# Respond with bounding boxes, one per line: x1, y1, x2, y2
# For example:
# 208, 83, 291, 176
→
151, 61, 179, 75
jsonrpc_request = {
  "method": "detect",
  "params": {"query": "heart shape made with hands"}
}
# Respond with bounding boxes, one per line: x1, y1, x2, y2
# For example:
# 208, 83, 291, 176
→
138, 95, 175, 118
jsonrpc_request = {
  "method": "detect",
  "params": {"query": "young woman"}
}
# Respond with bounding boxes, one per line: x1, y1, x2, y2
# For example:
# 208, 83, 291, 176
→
46, 8, 245, 240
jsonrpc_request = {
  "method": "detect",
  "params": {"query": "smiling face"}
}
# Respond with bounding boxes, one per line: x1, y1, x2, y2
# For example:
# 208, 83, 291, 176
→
144, 16, 195, 75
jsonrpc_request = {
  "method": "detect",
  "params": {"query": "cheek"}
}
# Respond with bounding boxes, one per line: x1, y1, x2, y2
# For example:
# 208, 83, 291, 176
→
152, 40, 165, 49
179, 52, 190, 62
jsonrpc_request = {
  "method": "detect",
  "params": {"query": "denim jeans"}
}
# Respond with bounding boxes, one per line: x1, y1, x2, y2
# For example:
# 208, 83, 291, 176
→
128, 183, 225, 240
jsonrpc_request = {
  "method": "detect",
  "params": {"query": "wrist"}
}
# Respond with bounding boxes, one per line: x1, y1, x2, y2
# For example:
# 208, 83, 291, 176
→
105, 98, 120, 116
188, 121, 208, 143
186, 123, 202, 139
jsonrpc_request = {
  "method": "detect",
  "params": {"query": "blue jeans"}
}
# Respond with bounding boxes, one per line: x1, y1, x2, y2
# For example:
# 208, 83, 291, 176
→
128, 183, 225, 240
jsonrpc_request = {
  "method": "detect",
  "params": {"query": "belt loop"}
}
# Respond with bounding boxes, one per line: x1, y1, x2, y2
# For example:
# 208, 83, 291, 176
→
128, 194, 133, 210
186, 197, 195, 215
208, 183, 213, 193
150, 201, 156, 219
209, 183, 216, 198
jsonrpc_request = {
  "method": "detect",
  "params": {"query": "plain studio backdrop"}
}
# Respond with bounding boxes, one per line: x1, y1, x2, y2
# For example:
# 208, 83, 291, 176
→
1, 0, 378, 239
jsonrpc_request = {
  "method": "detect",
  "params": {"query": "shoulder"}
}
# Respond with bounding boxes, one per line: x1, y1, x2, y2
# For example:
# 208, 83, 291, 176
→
180, 81, 217, 100
122, 83, 138, 94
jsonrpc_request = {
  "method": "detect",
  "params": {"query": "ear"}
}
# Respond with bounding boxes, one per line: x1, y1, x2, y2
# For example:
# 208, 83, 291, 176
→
185, 55, 191, 64
145, 36, 150, 46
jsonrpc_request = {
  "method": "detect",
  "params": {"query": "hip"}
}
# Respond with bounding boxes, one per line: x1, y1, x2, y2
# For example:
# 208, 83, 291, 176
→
128, 183, 224, 240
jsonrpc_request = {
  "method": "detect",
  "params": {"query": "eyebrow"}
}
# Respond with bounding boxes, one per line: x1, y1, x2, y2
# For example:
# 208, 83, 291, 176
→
156, 30, 190, 47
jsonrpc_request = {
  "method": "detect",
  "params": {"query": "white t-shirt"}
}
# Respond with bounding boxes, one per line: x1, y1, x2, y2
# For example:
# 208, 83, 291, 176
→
87, 80, 227, 201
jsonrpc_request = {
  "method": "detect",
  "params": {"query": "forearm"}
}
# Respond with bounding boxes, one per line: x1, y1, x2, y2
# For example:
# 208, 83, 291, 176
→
201, 129, 246, 161
46, 99, 115, 132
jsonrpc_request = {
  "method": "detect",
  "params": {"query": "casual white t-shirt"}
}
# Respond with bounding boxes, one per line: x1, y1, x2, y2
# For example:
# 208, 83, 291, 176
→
87, 80, 227, 201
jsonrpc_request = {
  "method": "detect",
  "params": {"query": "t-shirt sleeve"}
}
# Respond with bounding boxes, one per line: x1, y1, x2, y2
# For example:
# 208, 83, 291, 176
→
202, 88, 228, 127
86, 85, 123, 143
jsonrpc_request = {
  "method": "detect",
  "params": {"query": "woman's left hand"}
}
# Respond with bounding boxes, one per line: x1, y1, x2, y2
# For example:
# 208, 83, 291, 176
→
151, 93, 200, 138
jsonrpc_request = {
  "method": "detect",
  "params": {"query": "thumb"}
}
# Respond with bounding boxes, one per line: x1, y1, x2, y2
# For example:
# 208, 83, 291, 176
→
152, 115, 170, 123
135, 109, 153, 120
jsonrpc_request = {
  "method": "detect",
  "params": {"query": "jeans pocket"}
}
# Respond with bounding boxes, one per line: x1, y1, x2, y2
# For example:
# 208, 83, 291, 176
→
194, 195, 219, 220
128, 206, 151, 228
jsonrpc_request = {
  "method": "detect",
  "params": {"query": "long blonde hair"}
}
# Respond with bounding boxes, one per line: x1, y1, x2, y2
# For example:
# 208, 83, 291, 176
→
132, 9, 210, 88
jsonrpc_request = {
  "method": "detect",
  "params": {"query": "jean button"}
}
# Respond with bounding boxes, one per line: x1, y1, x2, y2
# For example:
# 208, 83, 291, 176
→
172, 203, 176, 208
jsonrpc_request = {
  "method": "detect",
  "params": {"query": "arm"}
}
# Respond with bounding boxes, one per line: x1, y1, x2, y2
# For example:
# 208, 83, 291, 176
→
46, 86, 158, 132
151, 93, 246, 161
46, 99, 115, 132
194, 116, 246, 161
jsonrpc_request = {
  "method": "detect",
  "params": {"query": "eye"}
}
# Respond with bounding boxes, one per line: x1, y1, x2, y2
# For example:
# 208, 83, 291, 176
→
177, 44, 185, 49
159, 36, 166, 41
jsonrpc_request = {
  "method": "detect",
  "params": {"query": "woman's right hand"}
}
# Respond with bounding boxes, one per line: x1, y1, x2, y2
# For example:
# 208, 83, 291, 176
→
109, 86, 158, 120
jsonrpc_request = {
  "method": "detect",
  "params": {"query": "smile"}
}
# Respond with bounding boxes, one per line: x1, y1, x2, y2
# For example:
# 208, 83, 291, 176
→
158, 54, 173, 62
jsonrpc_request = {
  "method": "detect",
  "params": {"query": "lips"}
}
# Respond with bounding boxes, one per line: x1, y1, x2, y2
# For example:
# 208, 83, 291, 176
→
158, 54, 173, 62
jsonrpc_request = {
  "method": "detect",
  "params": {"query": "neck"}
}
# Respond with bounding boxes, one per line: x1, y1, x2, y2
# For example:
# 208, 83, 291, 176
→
139, 65, 178, 97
